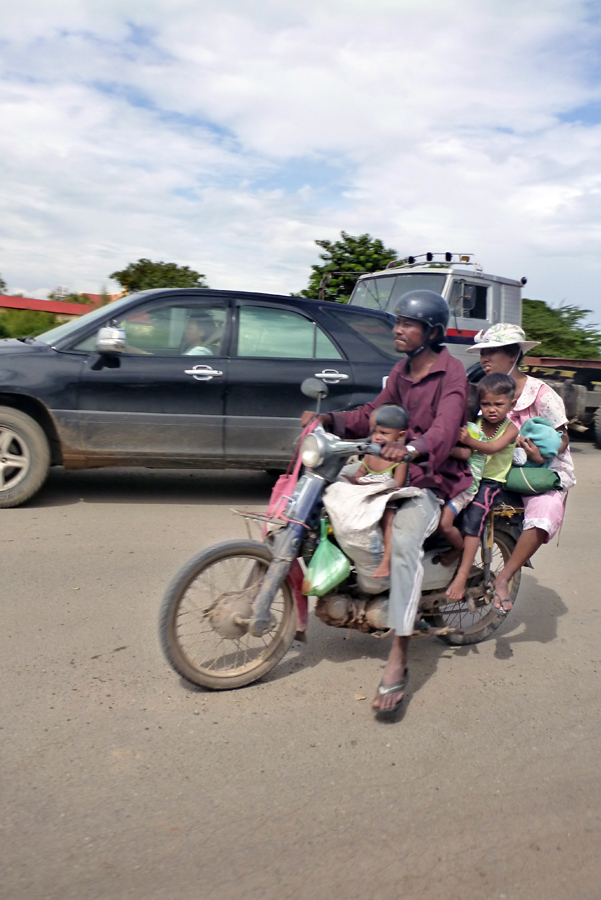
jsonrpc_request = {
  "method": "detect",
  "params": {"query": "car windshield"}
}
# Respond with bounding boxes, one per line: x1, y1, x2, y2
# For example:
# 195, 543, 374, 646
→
351, 273, 447, 312
35, 294, 140, 346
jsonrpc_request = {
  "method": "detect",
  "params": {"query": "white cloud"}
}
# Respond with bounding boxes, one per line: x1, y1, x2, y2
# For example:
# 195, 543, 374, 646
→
1, 0, 601, 321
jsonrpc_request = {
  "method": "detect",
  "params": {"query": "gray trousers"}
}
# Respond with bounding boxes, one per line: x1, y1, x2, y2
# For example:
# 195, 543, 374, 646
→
388, 490, 441, 636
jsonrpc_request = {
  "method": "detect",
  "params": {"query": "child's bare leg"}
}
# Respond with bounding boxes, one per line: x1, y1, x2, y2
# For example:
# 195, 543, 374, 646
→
494, 527, 546, 611
374, 508, 395, 578
438, 505, 464, 566
446, 534, 480, 600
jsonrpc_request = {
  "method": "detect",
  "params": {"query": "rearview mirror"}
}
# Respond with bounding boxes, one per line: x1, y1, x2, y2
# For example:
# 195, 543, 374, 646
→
301, 377, 329, 400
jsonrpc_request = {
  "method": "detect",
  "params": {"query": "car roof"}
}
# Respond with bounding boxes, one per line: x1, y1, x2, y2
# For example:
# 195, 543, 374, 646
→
124, 288, 394, 319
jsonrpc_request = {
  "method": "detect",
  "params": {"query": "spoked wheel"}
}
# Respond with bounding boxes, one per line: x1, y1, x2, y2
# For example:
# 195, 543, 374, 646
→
428, 528, 521, 646
159, 540, 297, 690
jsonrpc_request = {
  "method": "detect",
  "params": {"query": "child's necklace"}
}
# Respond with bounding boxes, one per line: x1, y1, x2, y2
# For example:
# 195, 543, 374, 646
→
482, 416, 507, 441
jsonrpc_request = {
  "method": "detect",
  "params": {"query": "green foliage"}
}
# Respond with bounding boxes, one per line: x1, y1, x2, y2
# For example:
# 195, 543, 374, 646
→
99, 288, 116, 306
0, 273, 7, 294
522, 298, 601, 360
0, 309, 58, 338
299, 232, 398, 304
110, 259, 209, 294
48, 291, 92, 305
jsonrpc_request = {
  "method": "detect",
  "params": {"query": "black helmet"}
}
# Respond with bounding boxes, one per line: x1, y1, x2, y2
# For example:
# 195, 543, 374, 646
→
393, 290, 449, 341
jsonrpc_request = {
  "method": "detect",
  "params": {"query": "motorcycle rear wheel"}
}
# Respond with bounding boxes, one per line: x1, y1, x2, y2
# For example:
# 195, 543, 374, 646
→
159, 540, 296, 690
428, 528, 520, 646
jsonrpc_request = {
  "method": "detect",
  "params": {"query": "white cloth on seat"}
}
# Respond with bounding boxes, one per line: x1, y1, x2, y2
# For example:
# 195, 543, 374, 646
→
323, 479, 424, 594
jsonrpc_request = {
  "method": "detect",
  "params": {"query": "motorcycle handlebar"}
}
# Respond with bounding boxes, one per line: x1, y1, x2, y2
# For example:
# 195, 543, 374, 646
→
359, 443, 413, 464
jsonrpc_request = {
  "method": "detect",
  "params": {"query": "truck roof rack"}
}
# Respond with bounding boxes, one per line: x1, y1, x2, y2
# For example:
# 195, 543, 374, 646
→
385, 252, 483, 274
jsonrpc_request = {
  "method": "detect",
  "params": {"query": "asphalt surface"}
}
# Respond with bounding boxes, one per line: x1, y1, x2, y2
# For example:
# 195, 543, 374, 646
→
1, 442, 600, 900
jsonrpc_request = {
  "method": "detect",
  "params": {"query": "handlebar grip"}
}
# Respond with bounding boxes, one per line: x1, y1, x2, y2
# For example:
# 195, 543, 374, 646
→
361, 443, 414, 464
363, 442, 381, 456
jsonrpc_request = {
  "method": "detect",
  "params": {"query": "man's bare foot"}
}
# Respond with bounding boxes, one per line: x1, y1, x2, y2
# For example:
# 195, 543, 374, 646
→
446, 572, 467, 600
373, 559, 391, 578
439, 547, 462, 567
372, 642, 407, 712
493, 577, 513, 611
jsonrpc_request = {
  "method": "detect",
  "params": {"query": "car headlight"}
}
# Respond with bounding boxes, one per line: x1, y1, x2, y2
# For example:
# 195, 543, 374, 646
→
300, 433, 324, 468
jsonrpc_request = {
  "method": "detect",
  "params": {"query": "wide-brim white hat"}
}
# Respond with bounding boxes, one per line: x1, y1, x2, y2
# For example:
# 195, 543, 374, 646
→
465, 323, 540, 355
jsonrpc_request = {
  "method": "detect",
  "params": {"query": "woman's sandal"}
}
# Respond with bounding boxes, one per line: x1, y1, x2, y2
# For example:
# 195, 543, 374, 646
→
493, 591, 512, 615
373, 668, 409, 718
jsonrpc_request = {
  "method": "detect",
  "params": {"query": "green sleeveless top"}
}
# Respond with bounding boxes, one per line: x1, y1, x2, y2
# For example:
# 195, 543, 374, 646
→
479, 417, 516, 483
466, 422, 486, 496
363, 460, 399, 476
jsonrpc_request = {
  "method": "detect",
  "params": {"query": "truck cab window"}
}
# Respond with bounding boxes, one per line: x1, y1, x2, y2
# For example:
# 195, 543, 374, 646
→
450, 282, 488, 320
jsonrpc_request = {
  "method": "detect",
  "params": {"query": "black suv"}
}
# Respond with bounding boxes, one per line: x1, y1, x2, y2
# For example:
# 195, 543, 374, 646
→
0, 289, 398, 507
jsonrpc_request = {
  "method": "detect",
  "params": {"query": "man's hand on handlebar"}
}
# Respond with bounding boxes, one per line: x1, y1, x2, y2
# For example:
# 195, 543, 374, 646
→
300, 411, 333, 428
379, 441, 418, 463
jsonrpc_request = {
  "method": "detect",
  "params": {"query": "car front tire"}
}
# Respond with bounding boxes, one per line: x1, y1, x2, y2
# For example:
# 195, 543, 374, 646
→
0, 406, 51, 508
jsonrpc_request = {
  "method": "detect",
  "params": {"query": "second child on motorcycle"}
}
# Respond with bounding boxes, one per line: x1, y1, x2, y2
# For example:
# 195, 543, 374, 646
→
301, 290, 471, 717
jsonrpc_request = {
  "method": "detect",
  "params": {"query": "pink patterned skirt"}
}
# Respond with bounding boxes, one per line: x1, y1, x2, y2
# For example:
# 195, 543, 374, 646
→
523, 490, 567, 542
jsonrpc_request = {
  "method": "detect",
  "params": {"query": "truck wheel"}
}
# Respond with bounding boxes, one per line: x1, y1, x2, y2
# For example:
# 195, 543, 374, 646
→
0, 406, 51, 508
594, 409, 601, 449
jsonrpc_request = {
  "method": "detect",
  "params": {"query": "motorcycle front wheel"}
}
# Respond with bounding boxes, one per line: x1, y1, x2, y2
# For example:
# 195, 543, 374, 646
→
159, 540, 297, 690
428, 527, 521, 646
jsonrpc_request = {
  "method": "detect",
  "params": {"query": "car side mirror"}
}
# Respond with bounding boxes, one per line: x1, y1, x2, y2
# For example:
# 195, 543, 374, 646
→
96, 323, 127, 354
301, 377, 329, 400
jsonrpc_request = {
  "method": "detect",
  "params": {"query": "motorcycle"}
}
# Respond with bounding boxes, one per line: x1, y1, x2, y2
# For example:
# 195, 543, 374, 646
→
159, 379, 523, 691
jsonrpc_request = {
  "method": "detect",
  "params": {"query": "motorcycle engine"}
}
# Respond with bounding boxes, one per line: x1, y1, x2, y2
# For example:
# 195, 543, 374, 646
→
315, 594, 389, 633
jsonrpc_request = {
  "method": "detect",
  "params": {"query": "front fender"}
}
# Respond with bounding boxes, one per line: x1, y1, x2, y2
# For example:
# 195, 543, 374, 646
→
287, 559, 308, 640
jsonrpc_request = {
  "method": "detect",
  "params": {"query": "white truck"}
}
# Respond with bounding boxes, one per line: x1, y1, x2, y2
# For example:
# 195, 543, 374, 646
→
347, 252, 601, 445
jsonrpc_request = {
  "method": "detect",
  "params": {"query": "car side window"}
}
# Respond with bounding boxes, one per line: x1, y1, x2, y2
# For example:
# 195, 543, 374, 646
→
73, 304, 227, 356
323, 308, 397, 358
237, 306, 343, 359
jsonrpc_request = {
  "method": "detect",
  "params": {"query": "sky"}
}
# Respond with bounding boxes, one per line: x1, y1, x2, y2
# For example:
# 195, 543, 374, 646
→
2, 0, 601, 321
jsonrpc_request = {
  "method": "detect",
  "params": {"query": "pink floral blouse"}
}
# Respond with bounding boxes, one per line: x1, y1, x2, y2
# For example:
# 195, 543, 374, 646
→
508, 376, 576, 490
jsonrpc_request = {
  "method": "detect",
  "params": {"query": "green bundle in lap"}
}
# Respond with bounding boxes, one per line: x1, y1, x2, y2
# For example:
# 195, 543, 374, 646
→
505, 466, 561, 495
303, 519, 351, 596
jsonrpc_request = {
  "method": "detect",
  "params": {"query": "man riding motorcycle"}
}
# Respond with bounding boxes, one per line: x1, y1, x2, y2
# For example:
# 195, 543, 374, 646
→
301, 291, 471, 716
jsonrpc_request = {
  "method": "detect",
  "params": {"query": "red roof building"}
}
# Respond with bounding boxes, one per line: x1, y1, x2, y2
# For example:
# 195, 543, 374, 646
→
0, 294, 99, 317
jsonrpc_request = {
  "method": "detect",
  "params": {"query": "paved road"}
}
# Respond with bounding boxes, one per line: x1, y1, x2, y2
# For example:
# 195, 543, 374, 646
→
2, 443, 600, 900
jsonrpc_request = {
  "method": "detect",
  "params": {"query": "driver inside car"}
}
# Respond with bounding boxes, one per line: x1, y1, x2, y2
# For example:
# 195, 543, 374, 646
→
181, 312, 218, 356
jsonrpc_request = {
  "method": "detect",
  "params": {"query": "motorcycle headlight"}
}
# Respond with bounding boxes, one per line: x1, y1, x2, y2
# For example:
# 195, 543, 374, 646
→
300, 433, 324, 468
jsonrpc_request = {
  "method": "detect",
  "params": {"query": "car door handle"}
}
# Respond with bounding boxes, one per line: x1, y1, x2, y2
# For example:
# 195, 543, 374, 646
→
314, 369, 349, 384
184, 365, 224, 381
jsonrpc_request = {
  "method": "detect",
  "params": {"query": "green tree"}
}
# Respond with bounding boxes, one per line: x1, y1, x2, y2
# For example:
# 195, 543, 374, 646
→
0, 309, 58, 338
299, 232, 398, 304
99, 287, 116, 307
48, 291, 92, 304
522, 298, 601, 360
0, 273, 7, 294
110, 259, 209, 294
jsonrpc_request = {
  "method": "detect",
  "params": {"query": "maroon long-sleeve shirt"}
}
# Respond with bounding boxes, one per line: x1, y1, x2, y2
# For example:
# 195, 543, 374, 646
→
330, 347, 472, 501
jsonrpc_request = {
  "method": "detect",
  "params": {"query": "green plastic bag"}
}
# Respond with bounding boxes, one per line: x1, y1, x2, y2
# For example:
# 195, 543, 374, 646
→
302, 519, 351, 596
505, 465, 561, 496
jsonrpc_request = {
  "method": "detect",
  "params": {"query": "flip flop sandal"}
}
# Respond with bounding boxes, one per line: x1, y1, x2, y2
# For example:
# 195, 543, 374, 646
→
373, 668, 409, 718
493, 591, 512, 615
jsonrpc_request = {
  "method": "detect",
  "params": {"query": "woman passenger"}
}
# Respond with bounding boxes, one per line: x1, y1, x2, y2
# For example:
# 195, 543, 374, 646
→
465, 324, 576, 611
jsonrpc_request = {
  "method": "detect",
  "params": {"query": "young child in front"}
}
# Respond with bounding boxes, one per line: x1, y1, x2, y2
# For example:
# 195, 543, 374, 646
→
445, 374, 519, 601
437, 384, 486, 565
345, 404, 409, 578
